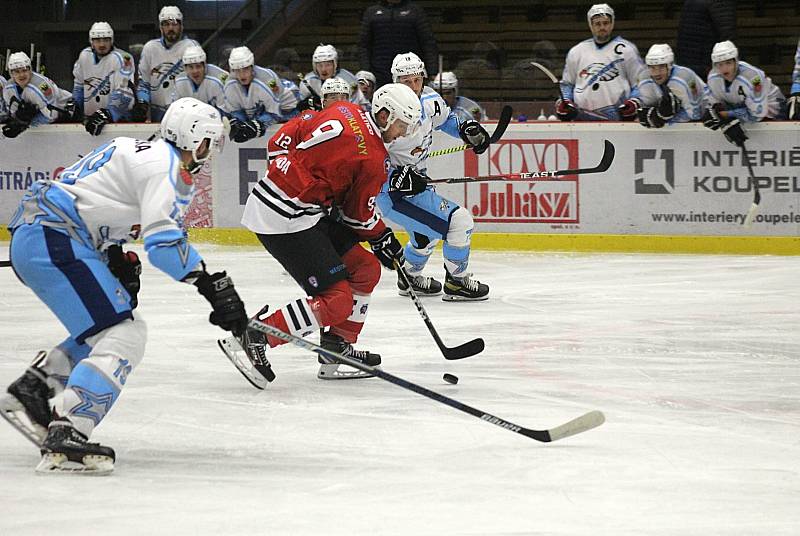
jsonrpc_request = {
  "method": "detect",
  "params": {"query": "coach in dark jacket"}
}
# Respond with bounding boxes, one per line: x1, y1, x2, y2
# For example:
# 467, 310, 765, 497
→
676, 0, 736, 79
358, 0, 439, 87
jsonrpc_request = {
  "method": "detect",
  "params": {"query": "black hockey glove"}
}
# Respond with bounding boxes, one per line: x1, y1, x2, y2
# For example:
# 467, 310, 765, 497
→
721, 118, 748, 148
107, 245, 142, 309
555, 98, 578, 121
193, 271, 248, 336
130, 102, 149, 122
655, 86, 680, 122
789, 92, 800, 120
85, 108, 112, 136
2, 120, 28, 138
702, 107, 724, 130
14, 101, 38, 124
636, 107, 666, 129
389, 166, 428, 196
369, 228, 404, 270
458, 119, 490, 154
230, 119, 264, 143
617, 98, 640, 121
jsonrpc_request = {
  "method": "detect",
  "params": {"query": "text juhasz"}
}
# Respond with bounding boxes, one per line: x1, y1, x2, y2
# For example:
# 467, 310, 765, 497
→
693, 176, 800, 193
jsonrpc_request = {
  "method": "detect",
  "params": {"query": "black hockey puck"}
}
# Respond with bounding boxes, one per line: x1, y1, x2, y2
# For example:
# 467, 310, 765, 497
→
443, 373, 459, 384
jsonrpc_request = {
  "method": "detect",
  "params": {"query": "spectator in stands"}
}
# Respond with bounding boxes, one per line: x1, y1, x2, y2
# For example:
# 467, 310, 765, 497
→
356, 70, 377, 109
788, 41, 800, 120
73, 22, 135, 136
634, 44, 706, 128
358, 0, 439, 87
173, 45, 228, 113
298, 44, 364, 112
2, 52, 76, 139
676, 0, 736, 80
134, 6, 199, 122
556, 3, 647, 121
431, 71, 487, 122
702, 41, 786, 148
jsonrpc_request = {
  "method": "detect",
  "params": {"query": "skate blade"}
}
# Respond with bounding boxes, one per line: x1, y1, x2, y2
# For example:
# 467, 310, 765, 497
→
441, 293, 489, 302
0, 395, 47, 448
35, 453, 114, 476
217, 338, 269, 390
317, 363, 377, 380
398, 288, 442, 297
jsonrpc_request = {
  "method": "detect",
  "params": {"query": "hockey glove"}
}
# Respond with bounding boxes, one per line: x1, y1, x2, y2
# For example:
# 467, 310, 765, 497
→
389, 166, 428, 196
368, 228, 404, 270
721, 118, 748, 148
2, 120, 28, 138
130, 102, 149, 122
617, 98, 641, 121
702, 107, 724, 130
193, 271, 248, 336
230, 119, 264, 143
106, 245, 142, 309
636, 107, 665, 129
85, 109, 112, 136
655, 86, 680, 122
458, 119, 490, 154
14, 101, 38, 124
555, 98, 578, 121
789, 92, 800, 120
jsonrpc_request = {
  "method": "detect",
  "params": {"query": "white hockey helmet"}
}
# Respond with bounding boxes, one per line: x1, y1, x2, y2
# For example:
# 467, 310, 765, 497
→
371, 83, 421, 134
587, 3, 615, 23
321, 77, 352, 98
228, 46, 255, 70
355, 70, 376, 86
432, 71, 458, 92
312, 44, 338, 74
182, 45, 207, 66
7, 52, 31, 71
711, 40, 738, 63
159, 5, 183, 23
160, 97, 225, 169
89, 21, 114, 41
391, 52, 427, 81
645, 44, 674, 67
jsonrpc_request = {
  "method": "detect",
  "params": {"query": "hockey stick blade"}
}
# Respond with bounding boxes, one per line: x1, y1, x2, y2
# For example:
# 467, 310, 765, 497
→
396, 263, 484, 360
428, 105, 513, 158
0, 260, 11, 268
247, 319, 604, 443
553, 139, 615, 176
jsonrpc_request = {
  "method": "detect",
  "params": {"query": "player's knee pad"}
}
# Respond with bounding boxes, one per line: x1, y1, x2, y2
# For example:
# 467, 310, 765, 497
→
83, 312, 148, 374
445, 207, 474, 248
341, 245, 381, 294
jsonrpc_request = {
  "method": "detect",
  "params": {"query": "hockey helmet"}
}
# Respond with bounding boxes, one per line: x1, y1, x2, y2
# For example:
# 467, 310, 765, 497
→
432, 71, 458, 92
371, 83, 421, 135
355, 70, 376, 86
7, 52, 31, 72
159, 5, 183, 23
587, 3, 615, 23
391, 52, 427, 82
160, 97, 225, 170
183, 45, 207, 66
711, 41, 738, 63
228, 46, 255, 70
321, 77, 352, 98
645, 44, 674, 67
89, 22, 114, 41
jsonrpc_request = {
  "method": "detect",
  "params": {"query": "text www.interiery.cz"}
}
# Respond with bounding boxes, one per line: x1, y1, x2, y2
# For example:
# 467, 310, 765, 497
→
651, 211, 800, 225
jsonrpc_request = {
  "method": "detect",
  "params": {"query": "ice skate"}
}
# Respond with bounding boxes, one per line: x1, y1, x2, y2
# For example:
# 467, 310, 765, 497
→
442, 270, 489, 302
397, 271, 442, 297
0, 353, 54, 447
218, 327, 276, 389
36, 418, 115, 476
317, 332, 381, 380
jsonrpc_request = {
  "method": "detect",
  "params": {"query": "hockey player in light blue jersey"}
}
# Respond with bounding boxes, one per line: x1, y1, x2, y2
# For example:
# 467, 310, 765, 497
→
702, 41, 786, 147
0, 74, 8, 123
2, 52, 75, 139
788, 39, 800, 119
633, 44, 706, 128
0, 98, 249, 475
173, 45, 228, 112
73, 22, 135, 136
431, 71, 488, 122
298, 44, 367, 112
133, 6, 199, 122
377, 52, 491, 301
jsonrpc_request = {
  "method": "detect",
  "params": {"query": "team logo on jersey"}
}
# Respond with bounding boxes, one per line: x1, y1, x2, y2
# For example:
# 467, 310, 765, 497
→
689, 79, 698, 97
268, 79, 280, 93
123, 54, 132, 69
179, 168, 193, 186
220, 73, 228, 84
411, 146, 424, 156
752, 76, 763, 95
302, 112, 314, 120
39, 82, 53, 97
85, 76, 112, 97
577, 60, 623, 92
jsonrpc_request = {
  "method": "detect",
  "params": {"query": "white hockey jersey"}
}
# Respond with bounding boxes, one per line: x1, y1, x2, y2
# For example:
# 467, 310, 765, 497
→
277, 78, 301, 120
221, 66, 283, 125
451, 95, 487, 122
560, 36, 647, 120
299, 68, 369, 108
136, 36, 200, 119
634, 65, 707, 123
72, 47, 135, 119
791, 39, 800, 95
705, 60, 786, 122
0, 75, 7, 122
386, 86, 461, 175
9, 137, 203, 281
2, 72, 72, 126
173, 63, 228, 111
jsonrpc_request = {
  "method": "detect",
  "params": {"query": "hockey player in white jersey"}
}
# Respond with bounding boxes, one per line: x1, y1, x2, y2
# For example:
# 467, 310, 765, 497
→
431, 71, 487, 122
2, 52, 75, 139
355, 70, 376, 111
173, 45, 228, 112
702, 41, 786, 148
788, 40, 800, 119
73, 22, 135, 136
133, 6, 199, 122
377, 52, 491, 301
298, 44, 366, 111
633, 44, 706, 128
0, 74, 8, 123
557, 3, 647, 121
0, 98, 249, 475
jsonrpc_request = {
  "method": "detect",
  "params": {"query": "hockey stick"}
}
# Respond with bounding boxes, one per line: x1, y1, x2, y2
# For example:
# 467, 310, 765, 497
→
428, 139, 615, 184
0, 260, 11, 267
246, 318, 605, 442
428, 105, 513, 158
529, 62, 611, 121
741, 142, 761, 227
395, 261, 484, 360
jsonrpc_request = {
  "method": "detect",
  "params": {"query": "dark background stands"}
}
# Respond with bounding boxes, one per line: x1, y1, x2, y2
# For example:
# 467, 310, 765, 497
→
676, 0, 737, 78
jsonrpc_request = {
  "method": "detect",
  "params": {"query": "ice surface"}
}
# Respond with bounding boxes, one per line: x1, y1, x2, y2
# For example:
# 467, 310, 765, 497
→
2, 245, 799, 535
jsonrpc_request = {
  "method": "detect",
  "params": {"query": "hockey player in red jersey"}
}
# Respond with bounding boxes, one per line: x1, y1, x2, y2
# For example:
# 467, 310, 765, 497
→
218, 83, 421, 385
